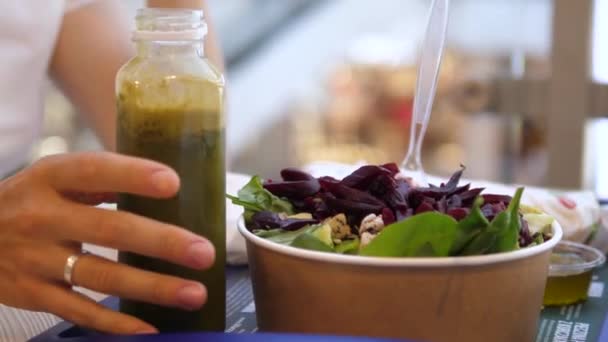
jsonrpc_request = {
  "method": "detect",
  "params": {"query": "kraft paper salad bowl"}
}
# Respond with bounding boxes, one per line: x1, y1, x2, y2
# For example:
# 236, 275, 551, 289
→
238, 217, 562, 342
232, 164, 564, 342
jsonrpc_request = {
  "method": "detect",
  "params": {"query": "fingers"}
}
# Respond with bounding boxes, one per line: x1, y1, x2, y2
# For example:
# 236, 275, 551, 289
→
35, 152, 180, 198
71, 254, 207, 311
34, 280, 158, 335
30, 245, 207, 311
61, 191, 118, 205
47, 203, 216, 270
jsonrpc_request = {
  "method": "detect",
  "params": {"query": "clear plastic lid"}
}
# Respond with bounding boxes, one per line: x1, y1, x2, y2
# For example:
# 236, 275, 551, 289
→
549, 241, 606, 277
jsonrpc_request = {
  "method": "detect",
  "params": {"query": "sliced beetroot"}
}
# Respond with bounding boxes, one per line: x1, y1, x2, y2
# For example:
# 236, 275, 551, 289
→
415, 201, 435, 214
380, 163, 400, 175
519, 215, 533, 246
367, 174, 408, 211
308, 195, 332, 220
264, 179, 321, 199
320, 179, 385, 207
280, 168, 315, 181
447, 207, 470, 220
325, 196, 383, 216
340, 165, 393, 189
381, 207, 396, 225
250, 211, 318, 231
247, 164, 535, 248
318, 176, 340, 192
482, 194, 512, 204
367, 173, 396, 196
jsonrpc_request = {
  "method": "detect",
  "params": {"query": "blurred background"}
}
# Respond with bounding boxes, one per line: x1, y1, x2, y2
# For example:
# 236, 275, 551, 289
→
39, 0, 607, 198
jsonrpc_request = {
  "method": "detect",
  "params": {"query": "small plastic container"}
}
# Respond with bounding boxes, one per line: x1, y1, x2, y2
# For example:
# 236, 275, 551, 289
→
543, 241, 606, 306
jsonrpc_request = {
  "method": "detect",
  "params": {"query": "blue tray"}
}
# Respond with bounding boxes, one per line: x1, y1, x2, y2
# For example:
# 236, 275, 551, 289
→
30, 297, 416, 342
32, 331, 410, 342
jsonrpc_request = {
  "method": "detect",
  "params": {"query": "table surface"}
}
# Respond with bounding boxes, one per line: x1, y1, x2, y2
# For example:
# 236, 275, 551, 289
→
29, 264, 608, 342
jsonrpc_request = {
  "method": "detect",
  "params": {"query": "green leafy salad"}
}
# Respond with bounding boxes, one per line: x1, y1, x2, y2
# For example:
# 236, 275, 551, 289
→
228, 163, 555, 257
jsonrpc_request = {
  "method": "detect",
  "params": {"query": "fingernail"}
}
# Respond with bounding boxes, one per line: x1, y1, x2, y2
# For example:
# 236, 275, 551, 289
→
134, 328, 157, 335
187, 241, 215, 269
177, 283, 206, 310
150, 170, 178, 194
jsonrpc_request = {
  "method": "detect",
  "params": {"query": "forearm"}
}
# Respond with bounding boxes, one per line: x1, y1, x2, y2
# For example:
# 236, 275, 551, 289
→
50, 1, 132, 151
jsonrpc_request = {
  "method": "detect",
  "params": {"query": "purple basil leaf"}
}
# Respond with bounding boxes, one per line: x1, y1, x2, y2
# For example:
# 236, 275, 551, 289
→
437, 196, 448, 213
453, 183, 471, 195
459, 188, 485, 204
447, 195, 462, 209
492, 202, 507, 214
481, 203, 496, 221
250, 211, 283, 230
444, 166, 465, 190
250, 211, 318, 231
280, 218, 320, 231
384, 189, 408, 211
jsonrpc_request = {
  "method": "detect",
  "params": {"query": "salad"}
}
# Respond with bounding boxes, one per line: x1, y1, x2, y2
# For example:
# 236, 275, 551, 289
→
228, 163, 555, 257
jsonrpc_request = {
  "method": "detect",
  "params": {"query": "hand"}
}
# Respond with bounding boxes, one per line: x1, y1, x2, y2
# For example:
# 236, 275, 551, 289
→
0, 152, 215, 334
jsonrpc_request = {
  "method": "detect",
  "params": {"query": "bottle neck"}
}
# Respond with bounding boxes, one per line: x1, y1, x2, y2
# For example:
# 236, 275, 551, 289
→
136, 40, 204, 58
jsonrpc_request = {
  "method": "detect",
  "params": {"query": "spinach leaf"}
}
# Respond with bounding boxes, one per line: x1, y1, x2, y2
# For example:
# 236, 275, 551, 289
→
461, 229, 497, 255
253, 229, 284, 238
335, 238, 360, 255
291, 232, 335, 253
244, 209, 256, 223
227, 176, 295, 217
461, 187, 524, 255
265, 225, 316, 245
450, 197, 488, 255
488, 187, 523, 253
226, 194, 263, 212
360, 212, 458, 257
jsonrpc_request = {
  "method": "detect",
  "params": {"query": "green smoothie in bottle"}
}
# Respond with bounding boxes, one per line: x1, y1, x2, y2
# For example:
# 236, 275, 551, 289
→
115, 8, 225, 332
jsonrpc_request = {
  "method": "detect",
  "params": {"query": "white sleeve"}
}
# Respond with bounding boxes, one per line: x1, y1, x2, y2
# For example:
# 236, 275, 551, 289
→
64, 0, 98, 13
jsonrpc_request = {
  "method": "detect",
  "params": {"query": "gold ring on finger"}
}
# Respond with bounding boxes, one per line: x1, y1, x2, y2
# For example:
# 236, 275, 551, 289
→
63, 251, 89, 286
